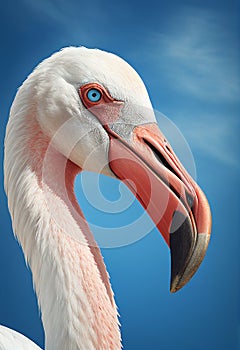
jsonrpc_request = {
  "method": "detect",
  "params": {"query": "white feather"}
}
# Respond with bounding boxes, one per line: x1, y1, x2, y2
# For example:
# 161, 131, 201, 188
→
0, 326, 41, 350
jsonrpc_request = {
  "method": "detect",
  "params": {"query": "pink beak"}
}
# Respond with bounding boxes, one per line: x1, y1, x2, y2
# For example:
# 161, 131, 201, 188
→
107, 123, 211, 292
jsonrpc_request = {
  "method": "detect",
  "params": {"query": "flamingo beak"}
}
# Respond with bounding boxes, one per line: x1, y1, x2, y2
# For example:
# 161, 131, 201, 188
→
107, 123, 212, 292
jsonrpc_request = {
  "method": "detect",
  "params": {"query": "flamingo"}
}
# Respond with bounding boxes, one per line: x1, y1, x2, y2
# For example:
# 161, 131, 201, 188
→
1, 47, 211, 350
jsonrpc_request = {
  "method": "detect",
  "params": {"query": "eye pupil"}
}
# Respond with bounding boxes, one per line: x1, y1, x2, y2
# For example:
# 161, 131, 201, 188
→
87, 88, 101, 102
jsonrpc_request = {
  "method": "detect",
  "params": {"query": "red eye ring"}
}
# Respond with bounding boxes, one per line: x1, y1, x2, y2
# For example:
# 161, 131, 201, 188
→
79, 83, 115, 109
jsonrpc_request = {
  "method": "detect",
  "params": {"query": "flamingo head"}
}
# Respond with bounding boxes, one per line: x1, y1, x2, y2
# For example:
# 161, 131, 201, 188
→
31, 47, 211, 292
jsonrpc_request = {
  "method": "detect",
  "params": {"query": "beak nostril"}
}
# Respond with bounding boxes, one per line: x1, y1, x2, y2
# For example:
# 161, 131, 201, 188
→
163, 139, 172, 153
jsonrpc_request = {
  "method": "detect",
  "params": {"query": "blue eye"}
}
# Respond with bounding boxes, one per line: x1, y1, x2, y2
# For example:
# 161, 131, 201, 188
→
87, 88, 102, 102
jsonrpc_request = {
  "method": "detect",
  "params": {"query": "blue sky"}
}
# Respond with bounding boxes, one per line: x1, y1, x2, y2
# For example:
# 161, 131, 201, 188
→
0, 0, 239, 349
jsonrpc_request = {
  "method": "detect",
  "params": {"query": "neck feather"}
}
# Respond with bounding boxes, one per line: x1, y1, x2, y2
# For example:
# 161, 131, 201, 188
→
4, 102, 121, 350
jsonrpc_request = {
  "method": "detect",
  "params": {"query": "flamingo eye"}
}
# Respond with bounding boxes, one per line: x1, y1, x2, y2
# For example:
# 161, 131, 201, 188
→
87, 88, 102, 102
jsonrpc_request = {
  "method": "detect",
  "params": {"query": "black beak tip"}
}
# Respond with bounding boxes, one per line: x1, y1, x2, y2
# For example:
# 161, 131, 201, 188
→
169, 211, 210, 293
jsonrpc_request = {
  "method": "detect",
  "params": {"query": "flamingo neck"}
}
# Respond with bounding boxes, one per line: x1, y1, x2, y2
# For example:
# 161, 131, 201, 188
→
4, 110, 121, 350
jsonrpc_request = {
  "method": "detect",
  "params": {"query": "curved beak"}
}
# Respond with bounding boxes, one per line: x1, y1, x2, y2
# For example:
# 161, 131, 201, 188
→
107, 123, 211, 292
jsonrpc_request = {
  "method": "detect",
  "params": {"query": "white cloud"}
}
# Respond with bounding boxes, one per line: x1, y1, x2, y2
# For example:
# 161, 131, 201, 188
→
23, 0, 66, 23
142, 8, 240, 167
145, 8, 240, 102
22, 0, 107, 40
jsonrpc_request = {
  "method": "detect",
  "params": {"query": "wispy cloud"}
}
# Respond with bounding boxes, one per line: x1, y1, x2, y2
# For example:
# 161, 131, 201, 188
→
22, 0, 108, 43
23, 0, 70, 24
146, 8, 240, 167
23, 0, 103, 23
145, 7, 240, 103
